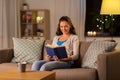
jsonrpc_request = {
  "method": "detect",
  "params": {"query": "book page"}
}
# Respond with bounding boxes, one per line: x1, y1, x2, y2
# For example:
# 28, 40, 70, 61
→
45, 45, 67, 59
45, 44, 54, 48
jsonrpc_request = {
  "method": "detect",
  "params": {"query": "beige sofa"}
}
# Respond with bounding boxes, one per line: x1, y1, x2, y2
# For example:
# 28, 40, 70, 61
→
0, 40, 120, 80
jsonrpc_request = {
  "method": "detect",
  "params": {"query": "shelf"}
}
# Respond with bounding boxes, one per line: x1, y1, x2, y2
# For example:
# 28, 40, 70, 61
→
20, 9, 50, 39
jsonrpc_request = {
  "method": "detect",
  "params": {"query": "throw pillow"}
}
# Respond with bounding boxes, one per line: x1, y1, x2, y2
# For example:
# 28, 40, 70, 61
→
81, 40, 117, 69
12, 38, 45, 64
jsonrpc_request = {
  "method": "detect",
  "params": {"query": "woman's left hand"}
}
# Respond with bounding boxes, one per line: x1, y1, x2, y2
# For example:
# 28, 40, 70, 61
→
60, 57, 72, 61
45, 55, 51, 61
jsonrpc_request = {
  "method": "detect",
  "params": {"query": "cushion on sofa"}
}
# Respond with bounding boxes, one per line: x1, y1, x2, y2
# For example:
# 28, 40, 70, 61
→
0, 49, 13, 63
82, 40, 117, 68
11, 38, 45, 64
53, 68, 97, 80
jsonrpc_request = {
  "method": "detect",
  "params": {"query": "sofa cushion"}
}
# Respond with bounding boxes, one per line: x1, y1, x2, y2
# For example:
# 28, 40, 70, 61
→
80, 41, 91, 60
82, 40, 117, 68
0, 49, 14, 63
11, 38, 45, 64
71, 41, 92, 68
53, 68, 97, 80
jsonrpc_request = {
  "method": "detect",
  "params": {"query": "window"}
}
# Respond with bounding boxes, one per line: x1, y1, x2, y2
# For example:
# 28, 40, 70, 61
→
85, 0, 120, 37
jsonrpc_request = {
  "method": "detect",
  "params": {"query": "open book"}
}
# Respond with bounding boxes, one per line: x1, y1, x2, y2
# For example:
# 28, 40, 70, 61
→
45, 44, 68, 59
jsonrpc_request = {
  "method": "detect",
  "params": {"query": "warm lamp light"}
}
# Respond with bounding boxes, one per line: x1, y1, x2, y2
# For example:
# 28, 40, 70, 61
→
100, 0, 120, 15
100, 0, 120, 42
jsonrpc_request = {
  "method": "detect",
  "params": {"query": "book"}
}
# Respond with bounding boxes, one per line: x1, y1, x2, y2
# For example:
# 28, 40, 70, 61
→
45, 44, 68, 59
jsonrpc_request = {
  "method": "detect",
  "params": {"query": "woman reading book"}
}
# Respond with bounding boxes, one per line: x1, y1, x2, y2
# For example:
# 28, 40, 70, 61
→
31, 16, 79, 71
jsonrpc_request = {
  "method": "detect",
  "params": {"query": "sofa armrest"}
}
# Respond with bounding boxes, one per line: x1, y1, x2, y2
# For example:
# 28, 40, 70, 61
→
97, 50, 120, 80
0, 48, 14, 63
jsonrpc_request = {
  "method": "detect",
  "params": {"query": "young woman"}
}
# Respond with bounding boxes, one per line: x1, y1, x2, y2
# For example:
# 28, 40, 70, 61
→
31, 16, 79, 71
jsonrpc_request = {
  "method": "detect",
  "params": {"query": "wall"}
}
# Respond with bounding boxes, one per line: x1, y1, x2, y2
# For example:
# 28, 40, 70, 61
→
21, 0, 85, 40
21, 0, 120, 48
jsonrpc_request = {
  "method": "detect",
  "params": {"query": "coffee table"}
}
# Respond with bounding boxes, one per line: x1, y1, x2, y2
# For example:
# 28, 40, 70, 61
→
0, 70, 55, 80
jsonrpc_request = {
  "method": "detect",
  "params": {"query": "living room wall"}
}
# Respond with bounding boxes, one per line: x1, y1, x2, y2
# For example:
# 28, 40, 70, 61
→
20, 0, 120, 48
21, 0, 86, 41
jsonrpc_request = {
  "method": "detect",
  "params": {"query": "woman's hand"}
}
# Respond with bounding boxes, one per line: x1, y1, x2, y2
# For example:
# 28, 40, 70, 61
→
53, 56, 72, 61
45, 55, 51, 61
60, 57, 72, 61
53, 55, 59, 61
45, 55, 71, 61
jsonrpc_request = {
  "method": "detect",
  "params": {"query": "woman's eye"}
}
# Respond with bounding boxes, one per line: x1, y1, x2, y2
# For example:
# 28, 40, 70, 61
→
65, 26, 68, 28
60, 26, 63, 28
60, 26, 69, 29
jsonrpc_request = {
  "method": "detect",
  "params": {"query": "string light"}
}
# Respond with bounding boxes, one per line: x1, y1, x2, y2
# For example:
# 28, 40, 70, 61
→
96, 15, 115, 30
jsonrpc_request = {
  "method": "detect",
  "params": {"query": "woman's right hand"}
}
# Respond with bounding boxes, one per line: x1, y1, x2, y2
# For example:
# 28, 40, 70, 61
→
45, 55, 51, 61
53, 55, 59, 61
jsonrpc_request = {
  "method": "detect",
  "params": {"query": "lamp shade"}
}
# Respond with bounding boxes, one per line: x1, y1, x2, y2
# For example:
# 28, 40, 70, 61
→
100, 0, 120, 15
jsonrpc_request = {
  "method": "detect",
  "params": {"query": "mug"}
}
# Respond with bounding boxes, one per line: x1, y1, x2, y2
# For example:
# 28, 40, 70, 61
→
17, 62, 27, 72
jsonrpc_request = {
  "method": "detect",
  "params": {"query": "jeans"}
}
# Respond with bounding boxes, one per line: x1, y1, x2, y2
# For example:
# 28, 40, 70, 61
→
31, 60, 72, 71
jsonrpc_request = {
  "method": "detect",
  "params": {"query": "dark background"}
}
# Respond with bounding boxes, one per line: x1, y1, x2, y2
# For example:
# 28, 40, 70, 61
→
85, 0, 120, 37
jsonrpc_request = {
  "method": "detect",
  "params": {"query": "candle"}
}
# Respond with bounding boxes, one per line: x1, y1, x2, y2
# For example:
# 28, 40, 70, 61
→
87, 31, 96, 36
87, 31, 92, 36
93, 31, 96, 36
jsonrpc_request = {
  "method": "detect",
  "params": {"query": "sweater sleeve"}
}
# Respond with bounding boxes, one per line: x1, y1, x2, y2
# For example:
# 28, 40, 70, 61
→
70, 35, 79, 60
52, 36, 59, 46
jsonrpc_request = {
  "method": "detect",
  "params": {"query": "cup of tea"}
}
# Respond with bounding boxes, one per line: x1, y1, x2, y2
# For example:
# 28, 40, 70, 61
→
17, 62, 27, 72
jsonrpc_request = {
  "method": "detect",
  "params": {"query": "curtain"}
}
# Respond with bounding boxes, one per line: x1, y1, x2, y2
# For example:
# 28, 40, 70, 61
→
79, 0, 86, 41
0, 0, 8, 49
69, 0, 86, 41
0, 0, 20, 49
6, 0, 21, 48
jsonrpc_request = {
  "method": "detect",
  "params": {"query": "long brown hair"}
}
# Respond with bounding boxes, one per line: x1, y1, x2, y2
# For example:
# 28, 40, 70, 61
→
56, 16, 76, 35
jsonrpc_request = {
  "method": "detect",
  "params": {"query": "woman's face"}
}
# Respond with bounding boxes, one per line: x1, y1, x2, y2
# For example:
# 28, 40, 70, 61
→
60, 21, 71, 34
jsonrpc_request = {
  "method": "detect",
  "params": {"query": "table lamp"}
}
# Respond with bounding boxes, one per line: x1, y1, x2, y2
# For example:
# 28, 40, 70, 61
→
100, 0, 120, 42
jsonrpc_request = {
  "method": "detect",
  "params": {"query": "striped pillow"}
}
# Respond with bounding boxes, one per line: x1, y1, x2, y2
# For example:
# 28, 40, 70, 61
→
82, 40, 117, 68
12, 38, 45, 64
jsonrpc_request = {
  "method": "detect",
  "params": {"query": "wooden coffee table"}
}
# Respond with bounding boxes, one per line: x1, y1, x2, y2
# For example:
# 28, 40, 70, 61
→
0, 70, 55, 80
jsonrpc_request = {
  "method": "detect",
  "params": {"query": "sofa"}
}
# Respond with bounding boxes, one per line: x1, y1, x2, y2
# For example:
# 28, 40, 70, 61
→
0, 40, 120, 80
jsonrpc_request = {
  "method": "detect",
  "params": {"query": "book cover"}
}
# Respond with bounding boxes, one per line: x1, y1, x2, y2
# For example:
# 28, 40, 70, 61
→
45, 44, 67, 59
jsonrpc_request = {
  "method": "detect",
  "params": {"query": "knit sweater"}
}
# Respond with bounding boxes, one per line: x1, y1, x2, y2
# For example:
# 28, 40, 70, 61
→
52, 34, 79, 60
